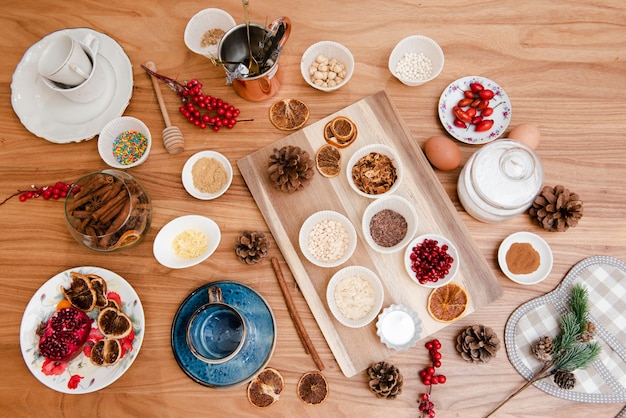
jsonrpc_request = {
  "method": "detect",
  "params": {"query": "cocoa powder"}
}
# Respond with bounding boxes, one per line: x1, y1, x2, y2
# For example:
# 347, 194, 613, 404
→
505, 242, 540, 274
369, 209, 407, 247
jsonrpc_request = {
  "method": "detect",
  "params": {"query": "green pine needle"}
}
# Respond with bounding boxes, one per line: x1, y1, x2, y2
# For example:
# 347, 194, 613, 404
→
570, 284, 590, 335
555, 341, 602, 372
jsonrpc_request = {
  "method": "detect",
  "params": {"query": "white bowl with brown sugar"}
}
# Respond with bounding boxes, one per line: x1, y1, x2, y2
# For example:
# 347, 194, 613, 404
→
182, 150, 233, 200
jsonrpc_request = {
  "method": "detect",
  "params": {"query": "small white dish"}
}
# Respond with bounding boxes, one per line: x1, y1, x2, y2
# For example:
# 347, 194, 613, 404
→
300, 41, 354, 92
346, 143, 403, 199
298, 210, 357, 268
11, 28, 133, 143
388, 35, 444, 87
438, 75, 512, 145
498, 231, 553, 285
184, 8, 236, 59
404, 234, 459, 288
98, 116, 151, 168
376, 304, 422, 351
182, 150, 233, 200
362, 195, 418, 254
153, 215, 221, 269
326, 266, 384, 328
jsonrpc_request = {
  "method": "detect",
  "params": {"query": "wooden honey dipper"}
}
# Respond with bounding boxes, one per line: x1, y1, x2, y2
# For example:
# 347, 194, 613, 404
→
144, 61, 184, 154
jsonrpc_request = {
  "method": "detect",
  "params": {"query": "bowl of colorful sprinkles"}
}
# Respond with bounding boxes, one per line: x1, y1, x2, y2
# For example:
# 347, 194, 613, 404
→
98, 116, 151, 169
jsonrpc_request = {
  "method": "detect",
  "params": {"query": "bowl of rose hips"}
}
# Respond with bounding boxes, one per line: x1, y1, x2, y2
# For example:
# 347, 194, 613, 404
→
404, 234, 459, 288
388, 35, 444, 87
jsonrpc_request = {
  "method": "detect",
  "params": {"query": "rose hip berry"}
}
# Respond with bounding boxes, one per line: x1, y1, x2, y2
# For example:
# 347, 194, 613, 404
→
408, 238, 454, 284
417, 339, 446, 417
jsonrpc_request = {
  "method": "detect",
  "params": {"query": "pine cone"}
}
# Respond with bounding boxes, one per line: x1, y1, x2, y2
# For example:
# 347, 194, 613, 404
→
531, 335, 554, 363
554, 370, 576, 390
579, 321, 596, 343
456, 324, 501, 364
529, 185, 583, 232
366, 361, 403, 399
268, 145, 315, 193
235, 231, 270, 264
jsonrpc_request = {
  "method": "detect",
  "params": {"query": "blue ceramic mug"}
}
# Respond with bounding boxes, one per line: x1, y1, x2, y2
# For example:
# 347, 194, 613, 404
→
186, 286, 246, 364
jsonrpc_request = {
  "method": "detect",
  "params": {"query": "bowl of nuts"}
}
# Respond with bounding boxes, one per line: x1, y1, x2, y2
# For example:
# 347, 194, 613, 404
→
298, 210, 357, 268
347, 143, 403, 199
362, 195, 418, 254
388, 35, 444, 87
184, 8, 236, 59
404, 234, 459, 288
301, 41, 354, 92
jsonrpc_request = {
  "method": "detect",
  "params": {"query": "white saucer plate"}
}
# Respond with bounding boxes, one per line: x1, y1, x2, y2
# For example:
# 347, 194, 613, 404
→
153, 215, 221, 269
438, 75, 512, 145
11, 28, 133, 143
498, 231, 553, 285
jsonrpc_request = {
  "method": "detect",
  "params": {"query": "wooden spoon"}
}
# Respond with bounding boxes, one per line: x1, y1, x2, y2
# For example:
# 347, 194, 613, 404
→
144, 61, 184, 154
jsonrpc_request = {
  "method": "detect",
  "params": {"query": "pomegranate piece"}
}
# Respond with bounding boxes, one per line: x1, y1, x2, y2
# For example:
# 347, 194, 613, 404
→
38, 307, 92, 362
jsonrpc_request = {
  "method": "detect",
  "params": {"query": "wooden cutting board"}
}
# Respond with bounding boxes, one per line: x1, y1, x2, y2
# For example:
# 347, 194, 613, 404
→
238, 91, 503, 377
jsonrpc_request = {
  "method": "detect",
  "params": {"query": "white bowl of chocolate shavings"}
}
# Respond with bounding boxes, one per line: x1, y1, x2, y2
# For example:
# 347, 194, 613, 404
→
362, 195, 418, 254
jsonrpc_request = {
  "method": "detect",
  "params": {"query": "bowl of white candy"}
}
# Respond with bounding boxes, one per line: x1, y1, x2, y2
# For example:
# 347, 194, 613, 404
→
388, 35, 444, 87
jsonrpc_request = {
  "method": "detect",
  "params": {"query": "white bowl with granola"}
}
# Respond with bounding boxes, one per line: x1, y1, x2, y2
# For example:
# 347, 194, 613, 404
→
301, 41, 354, 92
347, 143, 403, 199
184, 8, 236, 59
327, 266, 384, 328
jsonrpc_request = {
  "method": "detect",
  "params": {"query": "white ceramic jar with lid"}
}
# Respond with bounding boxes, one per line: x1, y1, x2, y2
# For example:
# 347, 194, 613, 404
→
458, 139, 543, 222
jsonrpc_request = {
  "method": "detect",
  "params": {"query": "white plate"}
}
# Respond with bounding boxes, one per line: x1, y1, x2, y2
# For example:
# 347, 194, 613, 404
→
153, 215, 221, 269
19, 266, 144, 394
326, 266, 384, 328
182, 151, 233, 200
437, 75, 512, 144
404, 233, 460, 288
498, 231, 553, 285
11, 28, 133, 143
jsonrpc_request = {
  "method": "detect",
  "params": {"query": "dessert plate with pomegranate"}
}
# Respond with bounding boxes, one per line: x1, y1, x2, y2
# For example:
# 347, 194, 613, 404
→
19, 266, 144, 394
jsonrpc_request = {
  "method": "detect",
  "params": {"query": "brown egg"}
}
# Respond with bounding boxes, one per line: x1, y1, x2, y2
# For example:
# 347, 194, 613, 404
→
424, 136, 461, 171
508, 124, 541, 150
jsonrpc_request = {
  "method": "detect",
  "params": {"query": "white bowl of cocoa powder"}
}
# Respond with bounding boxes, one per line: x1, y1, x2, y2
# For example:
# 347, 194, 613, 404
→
362, 195, 418, 254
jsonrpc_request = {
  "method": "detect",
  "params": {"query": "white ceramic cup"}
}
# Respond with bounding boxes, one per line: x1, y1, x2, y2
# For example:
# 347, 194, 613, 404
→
40, 33, 106, 103
38, 33, 93, 86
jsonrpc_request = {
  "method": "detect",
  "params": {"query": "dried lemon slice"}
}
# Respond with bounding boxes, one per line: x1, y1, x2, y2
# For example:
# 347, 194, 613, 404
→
315, 144, 341, 178
427, 282, 468, 322
269, 98, 310, 131
297, 371, 329, 405
247, 367, 285, 408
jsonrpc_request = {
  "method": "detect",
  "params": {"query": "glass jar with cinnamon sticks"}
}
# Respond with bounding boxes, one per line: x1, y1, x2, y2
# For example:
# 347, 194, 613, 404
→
64, 170, 152, 252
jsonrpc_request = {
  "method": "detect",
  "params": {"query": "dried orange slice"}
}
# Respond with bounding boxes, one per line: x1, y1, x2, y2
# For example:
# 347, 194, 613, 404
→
90, 338, 122, 366
324, 116, 357, 148
297, 371, 329, 405
97, 306, 133, 339
247, 367, 284, 408
269, 98, 310, 131
110, 229, 142, 250
315, 144, 341, 178
427, 282, 469, 322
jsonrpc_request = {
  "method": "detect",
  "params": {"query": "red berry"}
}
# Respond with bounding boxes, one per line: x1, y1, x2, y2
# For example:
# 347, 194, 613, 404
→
438, 375, 446, 384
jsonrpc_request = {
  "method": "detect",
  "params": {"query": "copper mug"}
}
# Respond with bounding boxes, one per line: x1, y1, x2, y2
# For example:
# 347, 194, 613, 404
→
218, 17, 291, 102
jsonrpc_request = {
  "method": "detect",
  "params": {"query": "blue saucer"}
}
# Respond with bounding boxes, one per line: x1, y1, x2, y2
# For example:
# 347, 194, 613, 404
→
171, 281, 276, 389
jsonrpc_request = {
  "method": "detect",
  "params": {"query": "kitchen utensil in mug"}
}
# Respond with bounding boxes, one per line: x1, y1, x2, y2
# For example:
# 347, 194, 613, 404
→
217, 17, 291, 101
186, 286, 246, 364
38, 33, 93, 86
144, 61, 184, 154
39, 33, 106, 103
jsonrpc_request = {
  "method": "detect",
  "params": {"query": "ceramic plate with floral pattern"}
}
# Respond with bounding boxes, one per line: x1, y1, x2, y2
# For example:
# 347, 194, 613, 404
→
20, 266, 144, 394
438, 75, 512, 144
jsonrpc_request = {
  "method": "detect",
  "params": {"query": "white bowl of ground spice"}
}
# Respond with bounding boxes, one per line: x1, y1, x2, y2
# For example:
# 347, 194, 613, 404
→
497, 231, 553, 285
362, 195, 418, 254
182, 150, 233, 200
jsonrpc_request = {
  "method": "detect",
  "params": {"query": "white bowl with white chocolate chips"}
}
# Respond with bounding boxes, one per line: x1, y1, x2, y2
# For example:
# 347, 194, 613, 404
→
301, 41, 354, 92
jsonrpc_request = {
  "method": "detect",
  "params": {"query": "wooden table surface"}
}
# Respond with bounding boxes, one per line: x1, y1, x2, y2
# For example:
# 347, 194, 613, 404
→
1, 1, 624, 417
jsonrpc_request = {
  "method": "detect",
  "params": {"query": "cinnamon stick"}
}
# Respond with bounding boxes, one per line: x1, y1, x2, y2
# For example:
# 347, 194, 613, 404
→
271, 257, 325, 371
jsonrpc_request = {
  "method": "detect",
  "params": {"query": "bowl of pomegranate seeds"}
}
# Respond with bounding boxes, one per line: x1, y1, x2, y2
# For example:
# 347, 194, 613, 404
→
404, 234, 459, 288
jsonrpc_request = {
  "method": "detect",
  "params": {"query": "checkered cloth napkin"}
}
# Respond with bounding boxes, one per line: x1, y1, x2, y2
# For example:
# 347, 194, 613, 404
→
505, 255, 626, 404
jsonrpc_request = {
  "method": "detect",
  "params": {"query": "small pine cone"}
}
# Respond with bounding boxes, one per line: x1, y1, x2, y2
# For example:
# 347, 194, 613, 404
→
235, 231, 270, 264
456, 324, 501, 364
579, 321, 596, 343
532, 335, 554, 363
366, 361, 403, 399
554, 370, 576, 390
529, 185, 583, 232
268, 145, 315, 193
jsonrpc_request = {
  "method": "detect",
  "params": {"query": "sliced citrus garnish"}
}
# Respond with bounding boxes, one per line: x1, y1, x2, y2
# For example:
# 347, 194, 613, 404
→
269, 98, 310, 131
97, 306, 133, 339
315, 144, 341, 178
90, 338, 122, 366
323, 116, 357, 148
62, 272, 97, 312
427, 282, 469, 322
297, 371, 329, 405
247, 367, 284, 408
